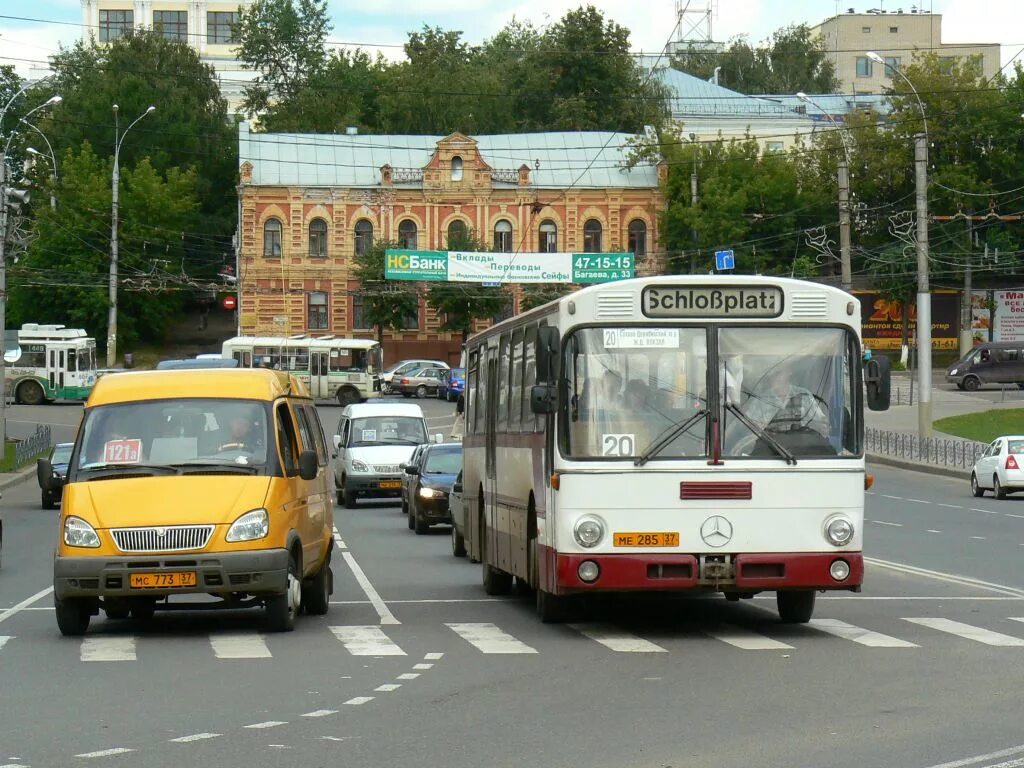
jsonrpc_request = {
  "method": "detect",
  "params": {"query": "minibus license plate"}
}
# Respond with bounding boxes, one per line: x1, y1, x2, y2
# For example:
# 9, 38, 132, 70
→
378, 480, 402, 489
129, 572, 197, 589
613, 532, 679, 547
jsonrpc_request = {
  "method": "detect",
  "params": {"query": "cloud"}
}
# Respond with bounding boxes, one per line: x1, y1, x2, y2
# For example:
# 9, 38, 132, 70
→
0, 23, 76, 77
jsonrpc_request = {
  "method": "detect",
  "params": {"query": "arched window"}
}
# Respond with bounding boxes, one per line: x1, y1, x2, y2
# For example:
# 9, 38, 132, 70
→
538, 219, 557, 253
263, 217, 282, 257
354, 219, 373, 257
627, 219, 647, 257
398, 219, 418, 249
583, 219, 603, 252
308, 217, 328, 258
493, 220, 513, 252
447, 220, 468, 248
451, 156, 463, 181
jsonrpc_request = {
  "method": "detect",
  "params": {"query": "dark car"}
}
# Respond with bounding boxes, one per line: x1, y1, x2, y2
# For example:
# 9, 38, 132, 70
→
438, 367, 466, 402
38, 442, 74, 509
404, 443, 462, 534
401, 443, 430, 516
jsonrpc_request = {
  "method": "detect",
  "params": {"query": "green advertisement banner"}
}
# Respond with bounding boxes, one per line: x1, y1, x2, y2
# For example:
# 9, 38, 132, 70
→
384, 249, 634, 284
384, 250, 448, 281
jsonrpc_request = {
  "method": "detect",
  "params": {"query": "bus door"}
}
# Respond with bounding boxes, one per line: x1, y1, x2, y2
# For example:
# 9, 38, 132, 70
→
232, 349, 253, 368
48, 347, 65, 393
310, 349, 330, 398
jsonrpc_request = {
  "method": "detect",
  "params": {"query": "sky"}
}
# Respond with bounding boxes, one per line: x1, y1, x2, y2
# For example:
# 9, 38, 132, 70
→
1, 0, 1022, 79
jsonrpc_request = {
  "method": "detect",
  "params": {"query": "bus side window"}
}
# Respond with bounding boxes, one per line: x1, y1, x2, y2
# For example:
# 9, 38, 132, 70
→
510, 329, 524, 432
470, 350, 483, 435
275, 403, 299, 476
497, 334, 510, 432
523, 325, 537, 432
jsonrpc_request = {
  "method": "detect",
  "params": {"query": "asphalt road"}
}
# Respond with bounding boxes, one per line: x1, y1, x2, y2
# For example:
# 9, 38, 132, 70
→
1, 396, 1023, 768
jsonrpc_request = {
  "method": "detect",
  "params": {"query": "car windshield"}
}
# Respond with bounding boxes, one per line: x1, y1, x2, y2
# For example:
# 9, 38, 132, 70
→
52, 444, 74, 464
424, 448, 461, 474
76, 398, 269, 469
1008, 439, 1024, 454
349, 416, 426, 446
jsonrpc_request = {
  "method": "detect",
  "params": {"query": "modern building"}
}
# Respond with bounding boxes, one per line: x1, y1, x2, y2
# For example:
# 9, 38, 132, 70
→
811, 9, 1000, 94
236, 123, 665, 363
80, 0, 256, 113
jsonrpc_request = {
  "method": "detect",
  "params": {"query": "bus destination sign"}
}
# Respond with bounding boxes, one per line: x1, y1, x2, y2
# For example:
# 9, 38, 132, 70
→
642, 285, 784, 318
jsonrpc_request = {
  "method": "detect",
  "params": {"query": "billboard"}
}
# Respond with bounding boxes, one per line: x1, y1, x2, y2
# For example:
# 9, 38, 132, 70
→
855, 291, 959, 351
384, 249, 634, 284
994, 290, 1024, 343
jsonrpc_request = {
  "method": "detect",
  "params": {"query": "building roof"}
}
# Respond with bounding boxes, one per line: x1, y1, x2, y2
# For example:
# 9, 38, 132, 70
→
651, 67, 805, 119
238, 123, 660, 189
757, 93, 893, 119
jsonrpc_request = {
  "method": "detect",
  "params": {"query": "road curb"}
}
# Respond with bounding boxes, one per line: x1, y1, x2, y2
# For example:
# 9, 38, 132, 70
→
0, 464, 39, 493
866, 453, 969, 481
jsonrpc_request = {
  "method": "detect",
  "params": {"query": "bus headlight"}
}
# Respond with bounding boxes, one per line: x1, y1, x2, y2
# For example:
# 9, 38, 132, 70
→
824, 516, 854, 546
226, 508, 269, 542
573, 516, 604, 548
350, 459, 370, 473
64, 516, 101, 548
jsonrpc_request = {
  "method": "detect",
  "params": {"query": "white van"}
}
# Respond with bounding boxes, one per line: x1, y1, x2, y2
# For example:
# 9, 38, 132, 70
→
333, 402, 438, 507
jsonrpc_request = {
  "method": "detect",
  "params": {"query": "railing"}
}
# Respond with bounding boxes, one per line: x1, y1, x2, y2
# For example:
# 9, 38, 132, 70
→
865, 427, 986, 470
491, 169, 520, 184
15, 425, 51, 468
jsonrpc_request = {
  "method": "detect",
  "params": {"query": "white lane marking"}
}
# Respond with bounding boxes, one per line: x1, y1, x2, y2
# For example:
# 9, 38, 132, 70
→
808, 618, 918, 648
210, 633, 272, 659
904, 618, 1024, 646
1007, 514, 1024, 519
970, 536, 987, 540
937, 503, 963, 509
0, 587, 53, 626
332, 527, 348, 550
880, 494, 902, 499
169, 733, 221, 743
446, 622, 538, 654
865, 557, 1024, 598
569, 623, 668, 653
970, 508, 998, 514
413, 663, 433, 670
302, 710, 338, 718
0, 636, 12, 651
80, 637, 136, 662
244, 721, 287, 729
927, 529, 943, 533
75, 748, 134, 758
329, 626, 406, 656
920, 743, 1024, 768
871, 520, 903, 527
1008, 618, 1024, 625
345, 696, 374, 706
906, 498, 931, 504
375, 684, 401, 692
396, 673, 420, 680
327, 598, 505, 605
701, 625, 793, 650
424, 652, 444, 660
341, 551, 399, 625
975, 758, 1024, 768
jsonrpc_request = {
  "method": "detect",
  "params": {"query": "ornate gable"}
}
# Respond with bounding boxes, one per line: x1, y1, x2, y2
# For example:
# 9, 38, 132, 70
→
423, 133, 493, 191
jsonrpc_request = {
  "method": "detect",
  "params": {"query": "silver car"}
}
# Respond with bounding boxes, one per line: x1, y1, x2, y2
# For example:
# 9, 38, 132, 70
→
971, 435, 1024, 499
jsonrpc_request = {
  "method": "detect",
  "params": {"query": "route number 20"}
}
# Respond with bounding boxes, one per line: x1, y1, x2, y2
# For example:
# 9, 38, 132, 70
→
602, 433, 635, 456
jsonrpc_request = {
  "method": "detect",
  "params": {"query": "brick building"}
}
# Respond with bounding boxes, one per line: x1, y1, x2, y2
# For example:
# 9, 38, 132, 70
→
236, 123, 666, 364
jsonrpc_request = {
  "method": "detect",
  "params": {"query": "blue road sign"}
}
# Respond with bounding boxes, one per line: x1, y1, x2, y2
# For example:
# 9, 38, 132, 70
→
715, 249, 735, 271
481, 281, 501, 287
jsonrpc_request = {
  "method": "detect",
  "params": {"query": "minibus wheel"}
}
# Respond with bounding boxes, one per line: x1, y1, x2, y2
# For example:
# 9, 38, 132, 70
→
130, 599, 155, 621
962, 376, 981, 392
266, 553, 300, 632
302, 559, 331, 616
55, 595, 90, 636
104, 599, 131, 620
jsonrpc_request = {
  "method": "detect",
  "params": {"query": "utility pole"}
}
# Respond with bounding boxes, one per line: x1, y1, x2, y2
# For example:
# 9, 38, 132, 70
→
837, 156, 852, 291
689, 133, 698, 274
961, 216, 973, 357
914, 132, 932, 439
0, 152, 8, 448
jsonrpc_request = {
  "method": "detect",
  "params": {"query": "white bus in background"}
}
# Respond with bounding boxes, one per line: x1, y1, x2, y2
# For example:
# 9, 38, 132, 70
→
3, 324, 98, 404
460, 275, 890, 623
222, 335, 382, 405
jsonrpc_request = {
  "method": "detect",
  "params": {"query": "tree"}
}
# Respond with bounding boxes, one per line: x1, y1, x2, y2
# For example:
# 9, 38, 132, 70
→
351, 239, 421, 348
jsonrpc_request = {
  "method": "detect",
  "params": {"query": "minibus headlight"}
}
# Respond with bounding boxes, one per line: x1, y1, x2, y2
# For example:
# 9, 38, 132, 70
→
419, 487, 444, 499
64, 516, 101, 548
824, 516, 854, 546
949, 368, 958, 376
226, 508, 269, 542
350, 459, 370, 473
573, 516, 605, 548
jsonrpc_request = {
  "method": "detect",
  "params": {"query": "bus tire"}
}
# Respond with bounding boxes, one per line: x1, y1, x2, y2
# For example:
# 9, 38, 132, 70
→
17, 379, 45, 406
536, 588, 575, 623
337, 387, 360, 406
777, 590, 816, 624
481, 513, 513, 596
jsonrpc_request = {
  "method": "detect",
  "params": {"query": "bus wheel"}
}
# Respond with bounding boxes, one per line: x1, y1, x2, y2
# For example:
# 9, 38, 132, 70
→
337, 387, 360, 406
481, 514, 513, 596
17, 380, 45, 406
536, 588, 576, 623
777, 590, 816, 624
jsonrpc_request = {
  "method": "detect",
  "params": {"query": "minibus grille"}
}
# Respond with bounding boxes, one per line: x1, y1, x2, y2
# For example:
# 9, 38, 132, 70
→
111, 525, 214, 553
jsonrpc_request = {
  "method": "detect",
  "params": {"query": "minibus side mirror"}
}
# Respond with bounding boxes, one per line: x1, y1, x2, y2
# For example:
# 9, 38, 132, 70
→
535, 326, 560, 384
404, 465, 419, 475
37, 458, 61, 491
332, 434, 341, 451
530, 384, 557, 415
865, 355, 891, 412
298, 450, 319, 481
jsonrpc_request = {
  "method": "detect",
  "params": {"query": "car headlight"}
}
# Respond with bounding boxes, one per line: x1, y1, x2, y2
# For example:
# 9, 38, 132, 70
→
350, 459, 370, 473
64, 516, 101, 548
573, 516, 605, 548
226, 508, 269, 542
824, 515, 855, 546
419, 487, 445, 499
949, 368, 958, 376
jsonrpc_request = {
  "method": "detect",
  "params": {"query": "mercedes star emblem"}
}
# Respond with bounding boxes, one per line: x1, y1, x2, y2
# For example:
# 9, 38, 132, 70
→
700, 516, 733, 548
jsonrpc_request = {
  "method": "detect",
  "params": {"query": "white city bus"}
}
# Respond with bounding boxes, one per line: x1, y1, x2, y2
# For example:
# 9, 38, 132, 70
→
461, 275, 890, 623
3, 324, 98, 404
222, 335, 382, 404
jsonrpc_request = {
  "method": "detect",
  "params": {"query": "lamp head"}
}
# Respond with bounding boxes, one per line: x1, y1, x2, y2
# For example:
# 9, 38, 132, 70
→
45, 95, 62, 106
26, 147, 40, 156
145, 105, 156, 114
866, 51, 885, 65
796, 92, 809, 102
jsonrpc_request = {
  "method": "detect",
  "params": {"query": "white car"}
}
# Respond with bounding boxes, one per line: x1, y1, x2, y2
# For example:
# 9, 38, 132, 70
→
971, 435, 1024, 499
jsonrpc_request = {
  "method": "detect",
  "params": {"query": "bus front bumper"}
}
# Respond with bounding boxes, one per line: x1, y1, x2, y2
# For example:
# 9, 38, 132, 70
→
551, 551, 864, 593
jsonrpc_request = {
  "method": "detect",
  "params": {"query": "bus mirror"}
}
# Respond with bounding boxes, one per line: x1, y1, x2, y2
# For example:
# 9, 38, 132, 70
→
865, 354, 891, 412
530, 384, 557, 415
536, 326, 560, 383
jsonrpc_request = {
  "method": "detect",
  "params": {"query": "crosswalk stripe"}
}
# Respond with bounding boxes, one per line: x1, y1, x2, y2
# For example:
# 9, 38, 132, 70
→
446, 622, 538, 654
904, 618, 1024, 646
702, 625, 794, 650
330, 626, 406, 656
210, 634, 272, 659
809, 619, 918, 648
0, 636, 11, 652
169, 733, 221, 743
569, 623, 668, 653
80, 637, 136, 662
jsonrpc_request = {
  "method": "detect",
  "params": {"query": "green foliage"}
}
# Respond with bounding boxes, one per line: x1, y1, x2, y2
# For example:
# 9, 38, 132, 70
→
424, 231, 510, 341
351, 239, 421, 343
520, 284, 576, 312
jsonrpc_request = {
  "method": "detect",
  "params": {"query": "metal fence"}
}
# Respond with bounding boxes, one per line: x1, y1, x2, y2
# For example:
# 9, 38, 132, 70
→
13, 425, 51, 469
865, 427, 986, 470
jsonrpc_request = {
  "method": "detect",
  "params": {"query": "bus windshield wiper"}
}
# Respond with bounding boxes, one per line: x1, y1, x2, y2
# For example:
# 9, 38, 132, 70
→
175, 461, 260, 475
724, 403, 797, 465
79, 463, 180, 479
634, 410, 708, 467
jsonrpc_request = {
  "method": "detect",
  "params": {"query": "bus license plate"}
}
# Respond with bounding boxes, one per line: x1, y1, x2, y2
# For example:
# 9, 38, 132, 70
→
378, 481, 402, 489
613, 532, 679, 547
129, 571, 196, 589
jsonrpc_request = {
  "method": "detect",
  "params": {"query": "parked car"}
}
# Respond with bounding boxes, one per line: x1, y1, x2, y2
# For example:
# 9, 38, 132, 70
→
404, 442, 462, 534
971, 434, 1024, 498
380, 359, 449, 394
401, 443, 431, 517
392, 367, 447, 398
438, 367, 466, 402
946, 342, 1024, 391
38, 442, 74, 509
449, 469, 467, 557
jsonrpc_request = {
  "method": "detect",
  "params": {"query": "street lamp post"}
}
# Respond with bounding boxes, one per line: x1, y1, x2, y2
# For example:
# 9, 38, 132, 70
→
108, 104, 155, 368
797, 92, 853, 292
867, 50, 932, 440
26, 140, 58, 209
